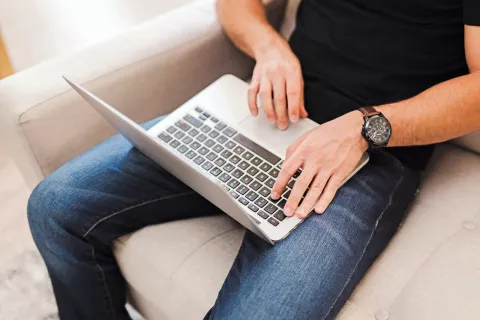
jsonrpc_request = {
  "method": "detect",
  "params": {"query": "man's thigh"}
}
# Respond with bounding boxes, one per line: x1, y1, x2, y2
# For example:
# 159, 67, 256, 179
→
30, 116, 221, 245
210, 151, 420, 320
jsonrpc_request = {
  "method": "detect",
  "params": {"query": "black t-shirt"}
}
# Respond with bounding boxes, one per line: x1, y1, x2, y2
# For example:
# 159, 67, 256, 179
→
289, 0, 480, 170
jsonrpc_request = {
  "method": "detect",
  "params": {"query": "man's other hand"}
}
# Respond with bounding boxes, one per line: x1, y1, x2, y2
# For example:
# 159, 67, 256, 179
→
271, 111, 368, 218
248, 40, 308, 130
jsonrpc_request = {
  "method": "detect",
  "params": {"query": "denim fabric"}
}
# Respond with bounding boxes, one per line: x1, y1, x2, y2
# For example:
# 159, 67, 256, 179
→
28, 116, 420, 320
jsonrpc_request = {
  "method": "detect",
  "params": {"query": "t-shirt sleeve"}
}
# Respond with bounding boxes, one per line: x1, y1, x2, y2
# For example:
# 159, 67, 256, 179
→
464, 0, 480, 26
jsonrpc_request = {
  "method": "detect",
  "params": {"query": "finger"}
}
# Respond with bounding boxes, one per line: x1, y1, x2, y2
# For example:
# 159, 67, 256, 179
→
247, 77, 260, 116
271, 154, 303, 200
299, 80, 308, 118
314, 174, 343, 214
283, 168, 316, 217
272, 77, 288, 130
259, 77, 276, 123
296, 170, 331, 219
286, 73, 301, 123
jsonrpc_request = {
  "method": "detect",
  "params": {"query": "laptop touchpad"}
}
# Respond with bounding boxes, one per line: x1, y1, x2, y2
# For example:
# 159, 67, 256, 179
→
238, 111, 318, 157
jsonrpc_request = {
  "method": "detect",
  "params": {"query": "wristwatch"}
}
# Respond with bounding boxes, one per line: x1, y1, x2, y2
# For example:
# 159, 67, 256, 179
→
359, 106, 392, 149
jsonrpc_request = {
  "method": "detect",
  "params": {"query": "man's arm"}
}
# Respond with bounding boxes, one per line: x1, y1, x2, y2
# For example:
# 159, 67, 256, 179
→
379, 25, 480, 147
217, 0, 308, 130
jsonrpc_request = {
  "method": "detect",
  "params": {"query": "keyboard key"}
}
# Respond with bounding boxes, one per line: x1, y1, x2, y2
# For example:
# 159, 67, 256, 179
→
215, 122, 227, 131
202, 112, 210, 118
287, 179, 295, 189
194, 156, 205, 165
249, 180, 262, 191
213, 144, 224, 153
169, 139, 180, 148
254, 197, 268, 208
183, 114, 202, 128
247, 203, 259, 212
158, 132, 172, 142
188, 128, 199, 137
206, 152, 218, 161
268, 217, 279, 226
277, 160, 284, 168
251, 157, 263, 166
174, 131, 185, 139
194, 106, 203, 113
230, 190, 240, 199
278, 199, 287, 209
201, 125, 211, 133
196, 133, 207, 142
257, 211, 269, 219
259, 187, 271, 197
269, 168, 280, 178
182, 136, 193, 144
211, 117, 219, 123
259, 163, 272, 172
240, 175, 253, 184
227, 179, 240, 189
223, 127, 237, 137
233, 146, 245, 155
199, 115, 207, 121
210, 167, 222, 176
225, 141, 237, 149
269, 196, 280, 203
190, 141, 201, 150
217, 135, 228, 144
198, 147, 209, 155
245, 191, 258, 201
167, 126, 177, 134
221, 150, 232, 159
223, 163, 235, 173
283, 189, 291, 199
256, 172, 268, 182
265, 178, 275, 188
204, 139, 215, 147
214, 158, 226, 167
230, 155, 241, 164
175, 120, 191, 131
274, 210, 287, 221
293, 169, 302, 178
238, 197, 249, 206
236, 185, 249, 195
238, 161, 250, 170
201, 161, 213, 170
232, 169, 244, 179
208, 130, 220, 138
178, 145, 188, 154
234, 134, 281, 165
186, 150, 196, 159
264, 204, 277, 214
242, 151, 254, 160
219, 173, 231, 182
247, 167, 259, 176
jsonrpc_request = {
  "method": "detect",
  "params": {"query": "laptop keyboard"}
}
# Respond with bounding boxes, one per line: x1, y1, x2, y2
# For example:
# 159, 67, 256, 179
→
157, 107, 302, 227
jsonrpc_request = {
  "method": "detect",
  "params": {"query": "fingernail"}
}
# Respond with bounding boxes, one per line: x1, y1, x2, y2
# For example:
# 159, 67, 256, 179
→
296, 208, 304, 217
270, 191, 279, 199
284, 207, 293, 216
291, 115, 298, 123
278, 123, 288, 131
315, 207, 325, 214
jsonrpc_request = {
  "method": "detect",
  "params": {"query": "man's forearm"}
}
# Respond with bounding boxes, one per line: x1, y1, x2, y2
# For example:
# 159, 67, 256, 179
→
378, 72, 480, 147
216, 0, 287, 59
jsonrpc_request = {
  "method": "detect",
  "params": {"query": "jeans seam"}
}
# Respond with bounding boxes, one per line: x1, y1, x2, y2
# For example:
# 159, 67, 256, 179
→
322, 174, 405, 319
81, 191, 195, 239
91, 244, 116, 319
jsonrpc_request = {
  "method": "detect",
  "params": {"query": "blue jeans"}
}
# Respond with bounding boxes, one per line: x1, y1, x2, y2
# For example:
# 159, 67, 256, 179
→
28, 116, 420, 319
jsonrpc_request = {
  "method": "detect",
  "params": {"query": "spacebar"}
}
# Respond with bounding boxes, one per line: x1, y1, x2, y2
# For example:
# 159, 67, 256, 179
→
233, 134, 281, 165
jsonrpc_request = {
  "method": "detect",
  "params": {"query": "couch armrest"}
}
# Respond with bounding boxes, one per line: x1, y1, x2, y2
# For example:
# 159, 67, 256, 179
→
0, 0, 286, 190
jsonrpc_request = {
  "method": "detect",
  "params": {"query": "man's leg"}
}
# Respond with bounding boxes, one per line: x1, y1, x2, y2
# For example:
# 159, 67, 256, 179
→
209, 150, 420, 320
27, 117, 222, 319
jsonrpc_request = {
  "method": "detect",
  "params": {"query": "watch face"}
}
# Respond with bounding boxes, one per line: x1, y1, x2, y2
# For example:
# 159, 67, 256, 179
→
365, 115, 391, 145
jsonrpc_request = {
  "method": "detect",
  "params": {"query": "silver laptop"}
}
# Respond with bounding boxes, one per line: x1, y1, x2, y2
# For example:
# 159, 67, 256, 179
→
64, 74, 369, 245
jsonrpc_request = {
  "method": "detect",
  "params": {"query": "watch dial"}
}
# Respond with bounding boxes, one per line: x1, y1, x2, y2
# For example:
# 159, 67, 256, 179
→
366, 116, 391, 145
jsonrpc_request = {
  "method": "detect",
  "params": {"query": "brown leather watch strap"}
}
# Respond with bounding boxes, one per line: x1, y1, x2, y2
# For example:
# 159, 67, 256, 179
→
359, 106, 380, 117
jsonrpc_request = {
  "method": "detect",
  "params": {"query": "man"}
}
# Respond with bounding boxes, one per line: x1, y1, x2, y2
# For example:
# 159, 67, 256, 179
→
27, 0, 480, 319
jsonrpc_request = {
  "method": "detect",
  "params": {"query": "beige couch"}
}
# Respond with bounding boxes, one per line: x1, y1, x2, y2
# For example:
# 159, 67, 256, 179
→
1, 0, 480, 319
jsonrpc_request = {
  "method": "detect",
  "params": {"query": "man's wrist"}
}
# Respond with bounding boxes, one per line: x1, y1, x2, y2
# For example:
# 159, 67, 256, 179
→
347, 111, 369, 151
252, 30, 289, 60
